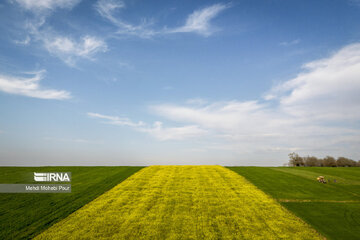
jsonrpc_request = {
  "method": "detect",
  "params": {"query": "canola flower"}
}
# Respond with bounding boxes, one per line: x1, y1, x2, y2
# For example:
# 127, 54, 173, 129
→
35, 166, 323, 239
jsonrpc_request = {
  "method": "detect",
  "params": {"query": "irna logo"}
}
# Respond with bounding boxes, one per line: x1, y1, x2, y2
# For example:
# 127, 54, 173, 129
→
34, 172, 71, 182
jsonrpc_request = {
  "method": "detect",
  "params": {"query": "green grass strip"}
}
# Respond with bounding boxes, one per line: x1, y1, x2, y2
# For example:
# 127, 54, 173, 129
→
228, 167, 360, 240
0, 166, 143, 239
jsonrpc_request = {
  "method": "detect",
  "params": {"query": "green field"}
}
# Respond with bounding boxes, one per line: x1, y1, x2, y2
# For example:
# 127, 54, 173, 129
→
0, 166, 143, 239
35, 166, 321, 240
228, 167, 360, 240
1, 166, 359, 239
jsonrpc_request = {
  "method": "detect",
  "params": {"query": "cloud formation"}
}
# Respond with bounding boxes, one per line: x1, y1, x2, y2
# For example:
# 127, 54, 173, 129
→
94, 0, 156, 38
13, 0, 229, 68
14, 36, 31, 45
147, 43, 360, 157
44, 35, 108, 66
0, 70, 71, 100
95, 0, 229, 37
87, 112, 207, 140
169, 3, 229, 36
139, 122, 207, 141
14, 0, 81, 12
13, 0, 106, 66
87, 112, 145, 127
85, 42, 360, 159
266, 43, 360, 121
279, 39, 300, 46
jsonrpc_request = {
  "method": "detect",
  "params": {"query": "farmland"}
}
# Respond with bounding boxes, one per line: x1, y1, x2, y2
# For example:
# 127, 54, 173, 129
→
228, 167, 360, 240
0, 166, 143, 239
2, 166, 357, 239
35, 166, 322, 240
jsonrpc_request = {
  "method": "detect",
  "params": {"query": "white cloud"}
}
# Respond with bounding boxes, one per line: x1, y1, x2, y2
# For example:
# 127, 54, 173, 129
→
0, 70, 71, 100
94, 0, 156, 38
152, 100, 359, 157
95, 0, 125, 25
85, 43, 360, 160
169, 3, 229, 36
279, 39, 300, 46
14, 36, 31, 45
14, 0, 81, 12
186, 98, 208, 105
267, 43, 360, 121
138, 121, 207, 141
149, 43, 360, 158
152, 101, 270, 133
23, 19, 107, 66
87, 112, 207, 140
44, 35, 108, 66
87, 112, 144, 127
94, 1, 229, 37
13, 0, 107, 66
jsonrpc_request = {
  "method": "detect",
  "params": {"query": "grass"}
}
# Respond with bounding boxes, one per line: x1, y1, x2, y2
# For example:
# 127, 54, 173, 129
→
35, 166, 322, 240
0, 166, 143, 239
228, 167, 360, 240
285, 202, 360, 240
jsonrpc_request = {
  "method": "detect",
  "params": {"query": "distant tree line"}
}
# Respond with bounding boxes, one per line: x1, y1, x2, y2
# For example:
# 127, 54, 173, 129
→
287, 152, 360, 167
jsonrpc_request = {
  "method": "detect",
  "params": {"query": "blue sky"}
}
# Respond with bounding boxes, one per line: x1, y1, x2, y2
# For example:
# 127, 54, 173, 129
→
1, 0, 360, 166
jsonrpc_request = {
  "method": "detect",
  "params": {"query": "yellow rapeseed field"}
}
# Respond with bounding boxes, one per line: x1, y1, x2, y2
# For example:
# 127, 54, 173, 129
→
35, 166, 323, 239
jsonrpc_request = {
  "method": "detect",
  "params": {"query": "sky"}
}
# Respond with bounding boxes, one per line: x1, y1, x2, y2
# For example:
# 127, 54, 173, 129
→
0, 0, 360, 166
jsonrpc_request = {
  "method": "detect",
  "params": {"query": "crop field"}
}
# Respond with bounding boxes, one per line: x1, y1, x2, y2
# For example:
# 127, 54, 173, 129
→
0, 166, 143, 239
229, 167, 360, 240
2, 166, 356, 239
34, 166, 322, 240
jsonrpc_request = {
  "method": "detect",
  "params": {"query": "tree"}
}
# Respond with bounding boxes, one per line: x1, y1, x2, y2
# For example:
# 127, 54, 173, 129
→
288, 152, 304, 167
323, 156, 336, 167
286, 153, 359, 167
304, 156, 319, 167
336, 157, 356, 167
